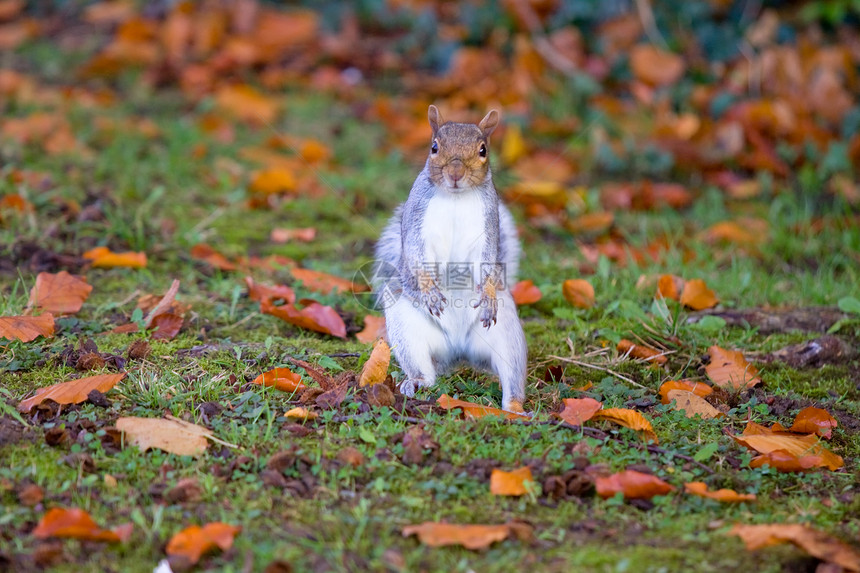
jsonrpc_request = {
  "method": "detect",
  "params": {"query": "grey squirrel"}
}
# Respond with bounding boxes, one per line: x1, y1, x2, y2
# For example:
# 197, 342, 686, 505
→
374, 105, 528, 413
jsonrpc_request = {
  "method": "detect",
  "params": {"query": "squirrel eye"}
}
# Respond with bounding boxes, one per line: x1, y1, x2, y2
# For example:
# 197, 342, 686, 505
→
479, 143, 487, 157
431, 140, 439, 154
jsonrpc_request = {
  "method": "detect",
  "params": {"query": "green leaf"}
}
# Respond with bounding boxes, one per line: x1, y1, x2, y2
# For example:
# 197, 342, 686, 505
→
694, 442, 720, 462
317, 355, 344, 371
358, 427, 376, 445
838, 296, 860, 316
690, 315, 727, 334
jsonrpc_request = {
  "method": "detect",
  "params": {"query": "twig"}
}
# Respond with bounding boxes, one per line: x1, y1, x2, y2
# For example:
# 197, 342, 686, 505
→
143, 279, 180, 328
547, 354, 649, 390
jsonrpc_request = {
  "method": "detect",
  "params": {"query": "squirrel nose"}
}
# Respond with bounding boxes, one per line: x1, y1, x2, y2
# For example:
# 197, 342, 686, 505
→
448, 160, 465, 182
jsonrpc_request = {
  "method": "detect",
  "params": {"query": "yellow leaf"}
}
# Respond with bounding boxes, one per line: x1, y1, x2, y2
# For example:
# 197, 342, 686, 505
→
489, 466, 534, 496
359, 338, 390, 387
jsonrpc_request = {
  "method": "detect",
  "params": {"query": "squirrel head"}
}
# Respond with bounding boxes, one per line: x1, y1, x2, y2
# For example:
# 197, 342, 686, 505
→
426, 105, 500, 192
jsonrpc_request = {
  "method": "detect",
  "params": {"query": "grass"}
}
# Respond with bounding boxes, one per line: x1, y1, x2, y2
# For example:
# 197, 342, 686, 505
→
1, 39, 859, 572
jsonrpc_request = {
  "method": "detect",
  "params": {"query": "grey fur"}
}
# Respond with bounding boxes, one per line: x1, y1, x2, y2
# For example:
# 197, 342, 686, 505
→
373, 108, 528, 412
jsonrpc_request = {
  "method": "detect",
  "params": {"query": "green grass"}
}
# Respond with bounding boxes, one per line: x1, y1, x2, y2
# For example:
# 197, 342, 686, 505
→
1, 40, 859, 573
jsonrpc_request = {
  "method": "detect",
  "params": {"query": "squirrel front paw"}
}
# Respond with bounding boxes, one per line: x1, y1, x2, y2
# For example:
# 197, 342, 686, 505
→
398, 378, 418, 397
420, 288, 447, 317
473, 292, 498, 328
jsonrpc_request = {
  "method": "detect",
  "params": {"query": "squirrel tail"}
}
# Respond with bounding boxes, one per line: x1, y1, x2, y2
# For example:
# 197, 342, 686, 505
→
372, 205, 404, 304
499, 204, 520, 284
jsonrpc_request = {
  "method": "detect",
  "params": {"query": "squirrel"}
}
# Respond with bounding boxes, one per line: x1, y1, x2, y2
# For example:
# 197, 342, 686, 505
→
374, 105, 528, 413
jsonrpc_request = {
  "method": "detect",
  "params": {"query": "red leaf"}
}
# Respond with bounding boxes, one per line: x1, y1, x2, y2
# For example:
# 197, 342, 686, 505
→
260, 298, 346, 338
32, 508, 132, 543
28, 271, 93, 315
555, 397, 603, 425
510, 280, 542, 305
166, 522, 241, 565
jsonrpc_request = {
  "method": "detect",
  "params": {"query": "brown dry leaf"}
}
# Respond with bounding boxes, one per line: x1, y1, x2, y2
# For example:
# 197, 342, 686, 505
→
32, 508, 132, 543
679, 279, 719, 310
436, 394, 529, 420
617, 339, 667, 365
166, 523, 242, 566
116, 416, 213, 457
28, 272, 92, 315
706, 346, 762, 390
555, 397, 603, 426
252, 368, 306, 393
245, 277, 296, 304
659, 380, 713, 404
490, 466, 534, 496
510, 280, 542, 305
355, 315, 385, 344
562, 279, 595, 308
728, 523, 860, 571
83, 246, 147, 269
190, 244, 237, 271
284, 407, 318, 420
684, 482, 756, 503
0, 313, 55, 342
402, 521, 527, 550
789, 407, 838, 439
595, 469, 675, 500
629, 44, 685, 87
565, 211, 614, 235
657, 274, 685, 301
290, 268, 369, 295
748, 449, 825, 473
732, 423, 843, 471
701, 219, 769, 247
359, 338, 390, 387
666, 390, 723, 419
214, 84, 278, 125
150, 313, 183, 341
18, 372, 125, 413
260, 298, 347, 339
270, 227, 316, 243
593, 408, 658, 443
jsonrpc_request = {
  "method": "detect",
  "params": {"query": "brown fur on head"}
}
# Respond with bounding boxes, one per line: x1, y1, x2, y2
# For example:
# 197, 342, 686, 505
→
426, 105, 500, 191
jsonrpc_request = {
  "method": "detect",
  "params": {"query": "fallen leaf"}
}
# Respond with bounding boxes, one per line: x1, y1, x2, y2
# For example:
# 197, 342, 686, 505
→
500, 123, 527, 164
166, 522, 241, 565
679, 279, 719, 310
705, 346, 762, 390
617, 339, 667, 365
701, 220, 768, 247
510, 280, 542, 305
565, 211, 614, 235
0, 193, 33, 212
728, 523, 860, 571
355, 315, 385, 344
402, 521, 529, 550
18, 372, 126, 413
789, 407, 838, 439
630, 44, 685, 87
490, 466, 534, 496
436, 394, 529, 420
0, 313, 55, 342
190, 244, 237, 271
657, 274, 685, 301
555, 397, 603, 425
659, 380, 713, 404
284, 407, 318, 420
150, 312, 183, 341
684, 482, 756, 503
732, 422, 843, 471
260, 298, 347, 339
116, 416, 213, 457
32, 508, 132, 543
249, 167, 296, 195
593, 408, 658, 443
290, 267, 369, 294
748, 449, 825, 472
562, 279, 595, 308
244, 277, 296, 304
270, 227, 316, 243
252, 367, 306, 393
83, 246, 147, 268
29, 272, 92, 315
359, 338, 390, 387
666, 390, 723, 419
595, 469, 675, 500
215, 84, 278, 125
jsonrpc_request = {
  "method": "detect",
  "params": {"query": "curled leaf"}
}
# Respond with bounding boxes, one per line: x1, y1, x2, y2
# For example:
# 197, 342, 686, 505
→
83, 246, 147, 268
659, 380, 712, 404
0, 313, 55, 342
355, 315, 385, 344
402, 521, 530, 550
510, 280, 542, 305
595, 469, 675, 500
789, 407, 837, 439
705, 346, 762, 390
32, 508, 132, 543
436, 394, 529, 420
359, 338, 390, 387
489, 467, 534, 496
617, 339, 667, 365
19, 372, 125, 413
728, 523, 860, 571
252, 367, 306, 393
679, 278, 719, 310
684, 482, 756, 503
593, 408, 658, 443
261, 298, 347, 339
562, 279, 595, 309
166, 522, 242, 565
555, 397, 603, 426
28, 271, 92, 315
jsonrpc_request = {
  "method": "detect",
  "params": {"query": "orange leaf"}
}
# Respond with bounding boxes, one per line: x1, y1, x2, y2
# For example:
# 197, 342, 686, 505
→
190, 244, 237, 271
706, 346, 762, 390
284, 407, 318, 420
0, 193, 33, 212
28, 271, 92, 315
214, 84, 278, 125
555, 397, 603, 425
490, 466, 534, 496
270, 227, 316, 243
595, 469, 675, 500
166, 522, 242, 565
510, 280, 542, 305
684, 482, 756, 503
789, 407, 838, 439
728, 523, 860, 571
83, 246, 147, 268
658, 380, 713, 404
562, 279, 595, 308
749, 449, 825, 473
593, 408, 658, 443
565, 211, 614, 235
32, 508, 132, 543
252, 367, 306, 393
701, 219, 768, 247
666, 390, 723, 419
732, 429, 843, 471
359, 338, 390, 387
679, 278, 719, 310
402, 522, 523, 550
629, 44, 685, 87
355, 315, 385, 344
18, 372, 125, 413
436, 394, 529, 420
657, 274, 684, 301
0, 313, 54, 342
249, 167, 296, 195
244, 276, 296, 304
260, 298, 347, 338
290, 268, 369, 295
617, 339, 667, 365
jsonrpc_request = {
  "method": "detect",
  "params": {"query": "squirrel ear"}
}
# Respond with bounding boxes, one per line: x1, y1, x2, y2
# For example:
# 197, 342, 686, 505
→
428, 105, 442, 134
479, 109, 500, 138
